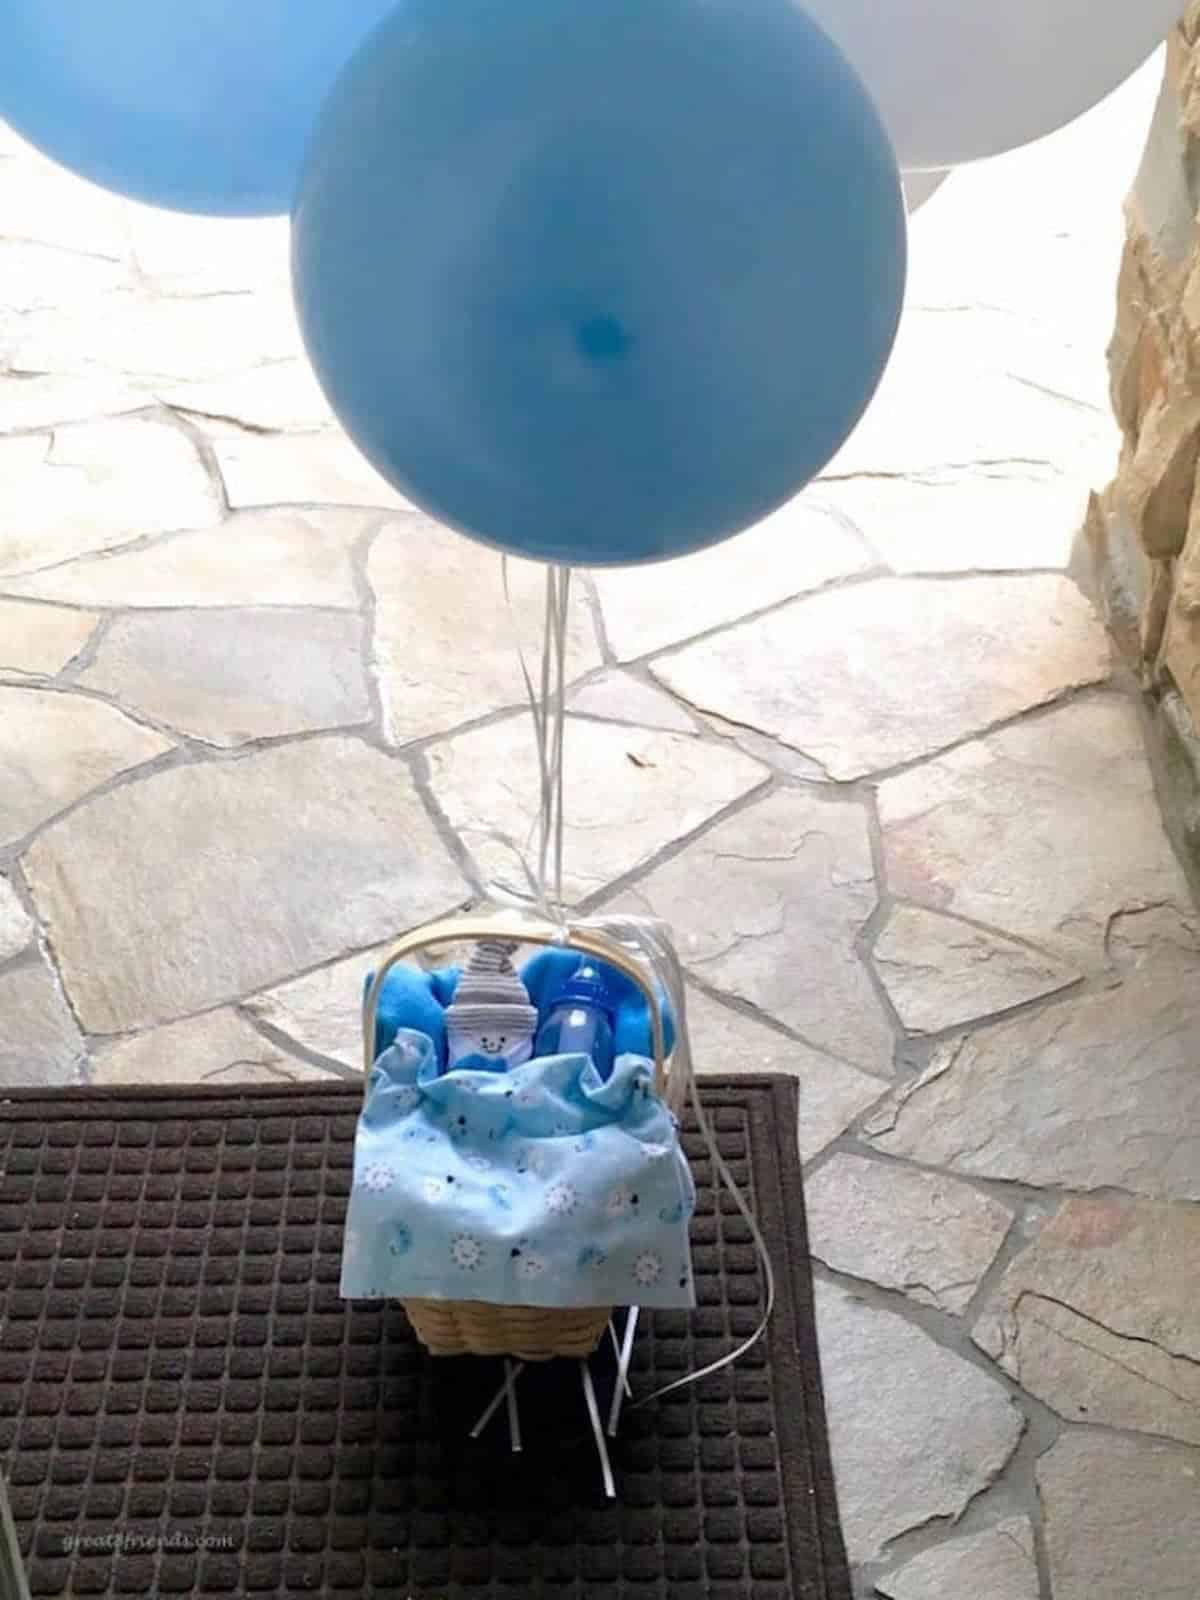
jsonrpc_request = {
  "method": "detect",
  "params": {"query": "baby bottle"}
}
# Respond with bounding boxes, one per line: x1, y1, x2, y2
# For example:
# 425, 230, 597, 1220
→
534, 962, 617, 1079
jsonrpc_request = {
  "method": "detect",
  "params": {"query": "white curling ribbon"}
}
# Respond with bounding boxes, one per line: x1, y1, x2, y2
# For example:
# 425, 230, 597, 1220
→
478, 558, 777, 1412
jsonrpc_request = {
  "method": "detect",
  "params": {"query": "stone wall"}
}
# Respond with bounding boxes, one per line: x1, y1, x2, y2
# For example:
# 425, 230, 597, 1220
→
1083, 10, 1200, 898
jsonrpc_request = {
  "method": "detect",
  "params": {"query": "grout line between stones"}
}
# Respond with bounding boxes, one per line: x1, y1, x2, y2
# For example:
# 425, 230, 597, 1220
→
0, 515, 213, 586
885, 967, 1102, 1054
2, 725, 407, 870
834, 677, 1123, 792
684, 703, 834, 785
0, 495, 384, 596
51, 608, 114, 683
816, 456, 1059, 484
233, 1006, 364, 1085
2, 856, 43, 936
851, 790, 909, 1067
163, 403, 231, 516
883, 892, 1091, 969
803, 494, 889, 571
0, 598, 363, 618
620, 625, 1116, 804
347, 512, 391, 746
0, 591, 106, 616
2, 673, 370, 757
575, 768, 777, 909
34, 920, 94, 1088
813, 1255, 1055, 1590
0, 945, 40, 985
575, 570, 616, 666
686, 972, 898, 1087
805, 1130, 1200, 1246
0, 233, 125, 265
404, 744, 489, 902
623, 560, 889, 674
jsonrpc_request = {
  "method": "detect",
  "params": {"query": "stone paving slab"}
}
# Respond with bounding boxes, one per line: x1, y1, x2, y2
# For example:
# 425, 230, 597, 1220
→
814, 461, 1110, 575
0, 237, 125, 315
973, 1192, 1200, 1444
863, 919, 1200, 1202
430, 714, 767, 902
871, 902, 1081, 1034
566, 669, 699, 734
817, 305, 1119, 487
9, 285, 300, 387
875, 1517, 1040, 1600
1037, 1431, 1200, 1600
161, 361, 335, 432
807, 1152, 1014, 1314
0, 372, 144, 435
591, 497, 874, 660
79, 606, 372, 746
815, 1278, 1024, 1565
0, 597, 97, 677
0, 876, 33, 962
653, 574, 1111, 780
0, 683, 172, 846
0, 415, 219, 576
22, 739, 469, 1033
616, 786, 895, 1078
0, 145, 130, 257
0, 958, 87, 1088
879, 694, 1193, 960
682, 988, 888, 1163
91, 1006, 342, 1088
243, 942, 394, 1071
206, 423, 412, 512
1, 506, 372, 608
370, 517, 603, 745
121, 207, 287, 298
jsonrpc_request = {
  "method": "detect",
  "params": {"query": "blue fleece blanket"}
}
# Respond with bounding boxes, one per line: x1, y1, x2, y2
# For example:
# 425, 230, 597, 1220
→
340, 1027, 697, 1310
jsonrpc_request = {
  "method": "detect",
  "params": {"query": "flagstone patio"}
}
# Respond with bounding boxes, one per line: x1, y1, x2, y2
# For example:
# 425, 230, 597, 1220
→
2, 55, 1197, 1600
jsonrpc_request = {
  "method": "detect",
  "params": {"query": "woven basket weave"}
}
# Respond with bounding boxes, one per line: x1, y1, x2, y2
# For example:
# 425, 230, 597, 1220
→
362, 911, 670, 1360
402, 1299, 611, 1361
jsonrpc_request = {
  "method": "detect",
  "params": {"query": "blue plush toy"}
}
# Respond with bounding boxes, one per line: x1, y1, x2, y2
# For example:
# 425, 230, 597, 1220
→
366, 947, 674, 1072
364, 963, 460, 1063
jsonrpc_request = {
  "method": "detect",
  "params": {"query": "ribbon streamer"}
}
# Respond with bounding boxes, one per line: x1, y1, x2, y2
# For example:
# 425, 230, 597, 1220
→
485, 559, 778, 1415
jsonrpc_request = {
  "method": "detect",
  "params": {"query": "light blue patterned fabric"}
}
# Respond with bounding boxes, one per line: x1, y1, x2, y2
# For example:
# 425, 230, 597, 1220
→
341, 1028, 696, 1310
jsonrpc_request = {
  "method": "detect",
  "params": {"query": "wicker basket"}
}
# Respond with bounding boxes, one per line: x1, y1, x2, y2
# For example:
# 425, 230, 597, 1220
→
402, 1299, 611, 1361
361, 910, 671, 1361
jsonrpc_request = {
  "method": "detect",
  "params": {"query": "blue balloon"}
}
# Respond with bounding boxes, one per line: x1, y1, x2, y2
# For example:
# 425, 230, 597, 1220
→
0, 2, 399, 215
293, 0, 906, 566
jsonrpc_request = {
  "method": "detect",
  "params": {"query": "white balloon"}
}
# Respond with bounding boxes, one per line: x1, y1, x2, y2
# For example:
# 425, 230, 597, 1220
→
904, 169, 948, 213
806, 0, 1182, 168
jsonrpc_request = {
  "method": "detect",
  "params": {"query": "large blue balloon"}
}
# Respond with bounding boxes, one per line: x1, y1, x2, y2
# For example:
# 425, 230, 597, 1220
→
293, 0, 906, 566
0, 2, 398, 215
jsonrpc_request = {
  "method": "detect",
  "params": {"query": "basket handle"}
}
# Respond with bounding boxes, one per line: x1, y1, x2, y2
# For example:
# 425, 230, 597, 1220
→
361, 910, 669, 1097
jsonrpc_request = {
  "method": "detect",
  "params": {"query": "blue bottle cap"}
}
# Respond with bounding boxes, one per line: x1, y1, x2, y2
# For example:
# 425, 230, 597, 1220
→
555, 963, 616, 1019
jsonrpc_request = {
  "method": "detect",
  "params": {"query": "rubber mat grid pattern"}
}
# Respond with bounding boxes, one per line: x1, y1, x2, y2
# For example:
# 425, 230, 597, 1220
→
0, 1077, 849, 1600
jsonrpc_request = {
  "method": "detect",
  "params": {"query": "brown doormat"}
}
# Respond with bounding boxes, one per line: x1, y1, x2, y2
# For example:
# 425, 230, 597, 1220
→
0, 1075, 849, 1600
